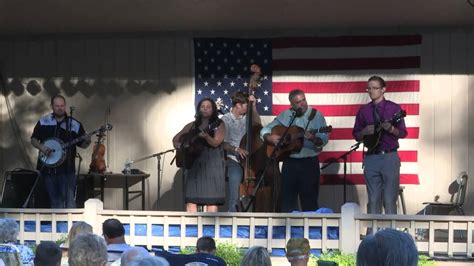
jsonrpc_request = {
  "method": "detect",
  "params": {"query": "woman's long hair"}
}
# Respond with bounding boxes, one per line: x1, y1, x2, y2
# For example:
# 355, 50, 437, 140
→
194, 98, 221, 135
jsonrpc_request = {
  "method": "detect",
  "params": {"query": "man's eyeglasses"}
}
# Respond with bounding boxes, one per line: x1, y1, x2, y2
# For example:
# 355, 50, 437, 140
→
366, 87, 382, 91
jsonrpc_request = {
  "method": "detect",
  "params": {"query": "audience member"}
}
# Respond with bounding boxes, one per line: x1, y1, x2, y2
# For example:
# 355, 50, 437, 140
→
66, 221, 93, 248
103, 218, 131, 262
154, 237, 225, 266
240, 246, 271, 266
131, 256, 169, 266
0, 218, 34, 265
57, 221, 93, 253
356, 228, 418, 266
194, 237, 226, 265
68, 234, 107, 266
121, 246, 150, 266
0, 243, 21, 266
196, 236, 217, 254
285, 238, 310, 266
34, 241, 62, 266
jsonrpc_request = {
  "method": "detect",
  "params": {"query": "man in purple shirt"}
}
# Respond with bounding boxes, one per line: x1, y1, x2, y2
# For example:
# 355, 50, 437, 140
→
353, 76, 407, 214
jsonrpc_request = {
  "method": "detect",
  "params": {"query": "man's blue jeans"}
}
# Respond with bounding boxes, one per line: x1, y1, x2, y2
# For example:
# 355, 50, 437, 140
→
43, 172, 76, 208
226, 159, 243, 212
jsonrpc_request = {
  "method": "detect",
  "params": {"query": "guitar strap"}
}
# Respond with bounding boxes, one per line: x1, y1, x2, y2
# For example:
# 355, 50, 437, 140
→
304, 108, 318, 132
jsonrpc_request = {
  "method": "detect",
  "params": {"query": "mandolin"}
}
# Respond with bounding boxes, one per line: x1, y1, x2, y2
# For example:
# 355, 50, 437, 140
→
363, 109, 406, 153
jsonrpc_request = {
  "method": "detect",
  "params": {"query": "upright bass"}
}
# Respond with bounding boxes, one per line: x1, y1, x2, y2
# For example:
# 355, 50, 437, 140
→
239, 64, 281, 212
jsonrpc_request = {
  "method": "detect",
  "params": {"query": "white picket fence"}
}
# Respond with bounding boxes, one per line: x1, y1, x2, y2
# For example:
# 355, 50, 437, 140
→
1, 199, 473, 259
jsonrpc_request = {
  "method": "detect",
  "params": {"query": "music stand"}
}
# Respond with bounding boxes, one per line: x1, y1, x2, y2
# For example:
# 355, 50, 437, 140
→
321, 142, 361, 203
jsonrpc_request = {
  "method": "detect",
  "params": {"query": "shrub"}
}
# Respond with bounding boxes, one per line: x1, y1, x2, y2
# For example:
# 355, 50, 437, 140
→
312, 251, 356, 266
181, 241, 244, 266
310, 251, 436, 266
215, 242, 244, 266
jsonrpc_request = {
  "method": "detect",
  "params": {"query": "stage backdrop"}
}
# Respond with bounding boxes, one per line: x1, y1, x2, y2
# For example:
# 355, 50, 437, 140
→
0, 29, 473, 214
194, 36, 420, 186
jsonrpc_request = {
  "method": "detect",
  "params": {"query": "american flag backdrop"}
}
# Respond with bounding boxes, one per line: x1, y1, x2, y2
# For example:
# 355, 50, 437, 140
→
194, 35, 421, 185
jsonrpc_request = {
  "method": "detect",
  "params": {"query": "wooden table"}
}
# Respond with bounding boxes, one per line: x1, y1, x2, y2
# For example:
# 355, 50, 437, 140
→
79, 172, 150, 210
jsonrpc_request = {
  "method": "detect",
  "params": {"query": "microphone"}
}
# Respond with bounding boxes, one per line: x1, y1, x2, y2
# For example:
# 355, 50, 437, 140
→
69, 106, 76, 117
293, 107, 304, 117
351, 142, 362, 150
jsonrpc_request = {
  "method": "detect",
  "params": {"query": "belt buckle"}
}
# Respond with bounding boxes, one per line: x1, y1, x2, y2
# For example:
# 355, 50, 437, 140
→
379, 149, 396, 154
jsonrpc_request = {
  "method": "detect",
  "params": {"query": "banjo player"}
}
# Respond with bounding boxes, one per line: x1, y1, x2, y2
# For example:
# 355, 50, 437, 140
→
31, 95, 91, 208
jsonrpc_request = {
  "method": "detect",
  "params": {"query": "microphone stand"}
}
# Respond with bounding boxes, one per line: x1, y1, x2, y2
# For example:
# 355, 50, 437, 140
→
22, 170, 41, 208
242, 110, 299, 212
123, 149, 175, 208
321, 141, 362, 203
65, 107, 74, 208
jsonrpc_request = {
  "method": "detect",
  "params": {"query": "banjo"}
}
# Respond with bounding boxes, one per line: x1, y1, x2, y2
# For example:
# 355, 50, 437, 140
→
40, 124, 113, 167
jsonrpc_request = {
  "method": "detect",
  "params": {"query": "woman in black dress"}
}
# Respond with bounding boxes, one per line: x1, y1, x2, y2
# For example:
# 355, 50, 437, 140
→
173, 98, 226, 212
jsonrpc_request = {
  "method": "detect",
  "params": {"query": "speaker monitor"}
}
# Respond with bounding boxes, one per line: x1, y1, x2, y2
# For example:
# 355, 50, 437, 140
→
0, 169, 49, 208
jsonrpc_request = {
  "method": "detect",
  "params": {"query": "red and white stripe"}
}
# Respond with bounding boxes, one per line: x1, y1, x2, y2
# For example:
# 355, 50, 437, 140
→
269, 35, 421, 185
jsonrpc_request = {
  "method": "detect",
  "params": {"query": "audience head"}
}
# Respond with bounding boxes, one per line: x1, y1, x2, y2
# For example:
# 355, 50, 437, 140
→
286, 238, 310, 265
0, 218, 19, 243
34, 241, 62, 266
357, 228, 418, 266
240, 246, 272, 266
102, 218, 126, 244
121, 246, 150, 266
68, 234, 108, 266
196, 236, 217, 254
68, 221, 93, 247
131, 256, 169, 266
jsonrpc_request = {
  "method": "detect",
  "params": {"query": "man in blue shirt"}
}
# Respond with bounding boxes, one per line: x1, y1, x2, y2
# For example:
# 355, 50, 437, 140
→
154, 237, 225, 266
261, 89, 329, 212
102, 218, 131, 262
31, 95, 90, 208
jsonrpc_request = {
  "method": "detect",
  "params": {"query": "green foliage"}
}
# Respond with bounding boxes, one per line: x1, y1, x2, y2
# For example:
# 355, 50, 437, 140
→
55, 234, 68, 246
418, 255, 437, 266
180, 241, 243, 266
309, 251, 436, 266
182, 245, 437, 266
180, 246, 195, 254
311, 251, 356, 266
27, 234, 68, 254
215, 242, 244, 266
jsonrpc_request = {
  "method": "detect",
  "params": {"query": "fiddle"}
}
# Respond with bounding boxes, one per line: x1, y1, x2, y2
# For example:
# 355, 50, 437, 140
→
89, 130, 107, 173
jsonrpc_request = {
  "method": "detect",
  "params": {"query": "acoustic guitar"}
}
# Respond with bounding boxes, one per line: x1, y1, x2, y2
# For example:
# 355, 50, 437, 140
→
175, 120, 222, 169
363, 109, 406, 153
266, 125, 332, 161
